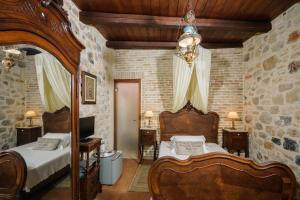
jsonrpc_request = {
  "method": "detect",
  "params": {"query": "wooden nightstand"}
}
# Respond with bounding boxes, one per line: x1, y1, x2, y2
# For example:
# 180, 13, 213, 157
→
222, 129, 249, 157
139, 128, 157, 162
16, 126, 42, 146
80, 138, 101, 200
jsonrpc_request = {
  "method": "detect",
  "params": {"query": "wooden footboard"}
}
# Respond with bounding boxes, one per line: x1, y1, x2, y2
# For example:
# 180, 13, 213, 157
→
148, 153, 296, 200
0, 151, 27, 200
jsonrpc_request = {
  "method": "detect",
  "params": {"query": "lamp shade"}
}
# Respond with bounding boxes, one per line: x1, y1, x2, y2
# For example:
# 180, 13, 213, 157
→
227, 112, 239, 120
25, 110, 37, 118
144, 111, 154, 118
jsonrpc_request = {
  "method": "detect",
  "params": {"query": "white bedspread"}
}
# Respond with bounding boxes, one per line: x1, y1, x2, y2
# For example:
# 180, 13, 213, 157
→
158, 141, 227, 160
11, 142, 70, 192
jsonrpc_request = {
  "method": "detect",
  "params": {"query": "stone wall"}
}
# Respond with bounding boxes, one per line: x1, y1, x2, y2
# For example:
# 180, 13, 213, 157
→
63, 0, 114, 150
243, 3, 300, 182
0, 51, 48, 149
114, 48, 244, 142
23, 56, 45, 127
0, 60, 26, 150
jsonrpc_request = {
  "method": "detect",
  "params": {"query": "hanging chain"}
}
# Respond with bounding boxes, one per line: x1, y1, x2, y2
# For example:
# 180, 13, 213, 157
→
187, 0, 194, 12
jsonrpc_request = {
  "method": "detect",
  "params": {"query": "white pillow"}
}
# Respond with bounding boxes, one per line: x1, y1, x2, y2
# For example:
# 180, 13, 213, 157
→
43, 133, 71, 149
170, 135, 206, 143
32, 138, 61, 151
175, 141, 205, 155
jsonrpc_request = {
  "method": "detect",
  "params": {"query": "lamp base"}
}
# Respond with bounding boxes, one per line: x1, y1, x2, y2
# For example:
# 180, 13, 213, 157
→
230, 120, 236, 130
28, 118, 33, 127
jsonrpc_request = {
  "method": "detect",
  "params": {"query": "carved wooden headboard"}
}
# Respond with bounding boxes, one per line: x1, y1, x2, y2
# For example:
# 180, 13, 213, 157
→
159, 102, 219, 143
42, 106, 71, 134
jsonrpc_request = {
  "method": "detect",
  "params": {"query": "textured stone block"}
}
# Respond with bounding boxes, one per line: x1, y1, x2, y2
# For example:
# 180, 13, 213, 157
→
271, 137, 281, 145
286, 87, 300, 103
283, 138, 299, 152
288, 31, 300, 43
259, 112, 272, 124
263, 56, 278, 71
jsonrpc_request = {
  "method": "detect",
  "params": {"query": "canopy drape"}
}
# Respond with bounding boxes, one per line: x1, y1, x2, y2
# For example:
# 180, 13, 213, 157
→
172, 46, 211, 113
35, 52, 71, 112
172, 55, 194, 112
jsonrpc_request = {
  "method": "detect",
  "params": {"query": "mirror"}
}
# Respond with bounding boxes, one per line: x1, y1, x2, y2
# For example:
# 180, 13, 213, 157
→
0, 1, 84, 199
0, 44, 72, 199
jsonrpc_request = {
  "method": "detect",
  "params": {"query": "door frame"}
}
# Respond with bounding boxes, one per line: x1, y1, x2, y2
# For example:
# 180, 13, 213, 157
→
113, 79, 141, 160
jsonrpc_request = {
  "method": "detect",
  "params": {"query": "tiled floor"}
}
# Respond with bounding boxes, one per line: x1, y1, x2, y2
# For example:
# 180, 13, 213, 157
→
40, 159, 151, 200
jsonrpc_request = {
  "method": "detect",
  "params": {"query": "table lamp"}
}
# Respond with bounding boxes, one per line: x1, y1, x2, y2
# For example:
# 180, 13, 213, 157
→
144, 111, 154, 127
25, 110, 37, 127
227, 111, 239, 130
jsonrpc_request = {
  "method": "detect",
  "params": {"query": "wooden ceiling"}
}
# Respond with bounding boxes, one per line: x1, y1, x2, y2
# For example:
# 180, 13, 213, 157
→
73, 0, 299, 49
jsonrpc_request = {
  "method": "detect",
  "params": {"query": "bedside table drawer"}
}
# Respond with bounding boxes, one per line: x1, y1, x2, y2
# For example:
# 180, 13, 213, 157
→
17, 127, 42, 146
17, 132, 31, 146
230, 134, 247, 149
140, 129, 156, 135
140, 129, 157, 145
222, 129, 249, 157
140, 132, 156, 145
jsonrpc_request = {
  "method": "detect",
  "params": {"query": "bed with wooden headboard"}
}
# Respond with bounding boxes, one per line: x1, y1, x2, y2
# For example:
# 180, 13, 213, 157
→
159, 102, 219, 142
0, 107, 71, 198
43, 106, 71, 134
149, 102, 297, 200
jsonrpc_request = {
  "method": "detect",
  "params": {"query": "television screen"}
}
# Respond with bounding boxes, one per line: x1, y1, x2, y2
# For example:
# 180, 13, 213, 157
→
79, 116, 95, 141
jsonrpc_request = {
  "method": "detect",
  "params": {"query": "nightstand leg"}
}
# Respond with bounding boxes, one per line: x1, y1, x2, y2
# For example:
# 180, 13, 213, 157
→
153, 142, 157, 161
140, 145, 144, 163
245, 149, 249, 158
238, 150, 240, 156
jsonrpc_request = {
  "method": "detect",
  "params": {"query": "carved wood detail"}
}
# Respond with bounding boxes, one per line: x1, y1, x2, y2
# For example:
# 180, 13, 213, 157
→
159, 102, 219, 143
42, 106, 71, 134
149, 153, 297, 200
0, 0, 84, 68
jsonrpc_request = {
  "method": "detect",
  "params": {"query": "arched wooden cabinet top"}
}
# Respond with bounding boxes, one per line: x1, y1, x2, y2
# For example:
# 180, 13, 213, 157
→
0, 0, 84, 72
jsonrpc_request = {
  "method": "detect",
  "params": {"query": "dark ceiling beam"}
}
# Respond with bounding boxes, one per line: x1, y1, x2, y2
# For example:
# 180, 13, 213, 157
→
106, 41, 243, 49
80, 11, 271, 33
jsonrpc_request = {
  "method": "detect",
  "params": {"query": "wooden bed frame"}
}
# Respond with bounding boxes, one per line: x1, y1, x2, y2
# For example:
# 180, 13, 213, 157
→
22, 107, 71, 198
149, 102, 297, 200
0, 151, 27, 200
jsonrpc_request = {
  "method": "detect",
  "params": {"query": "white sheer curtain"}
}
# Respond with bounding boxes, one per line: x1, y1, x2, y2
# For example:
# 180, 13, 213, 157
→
35, 52, 71, 112
172, 55, 194, 112
190, 47, 211, 113
172, 46, 211, 113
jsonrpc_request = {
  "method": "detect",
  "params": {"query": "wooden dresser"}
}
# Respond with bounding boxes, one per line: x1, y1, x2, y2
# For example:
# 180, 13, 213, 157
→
222, 129, 249, 157
80, 138, 101, 200
139, 128, 157, 162
16, 126, 42, 146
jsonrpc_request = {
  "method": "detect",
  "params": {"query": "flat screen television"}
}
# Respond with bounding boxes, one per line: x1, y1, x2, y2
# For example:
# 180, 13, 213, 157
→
79, 116, 95, 141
